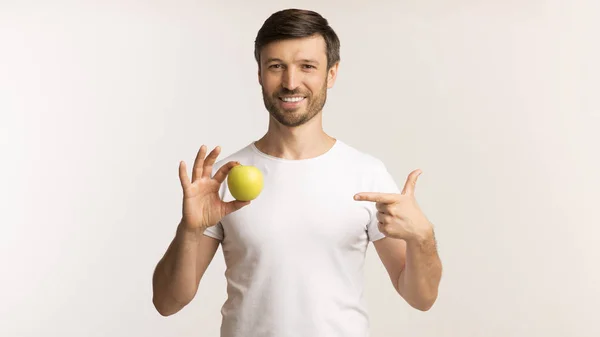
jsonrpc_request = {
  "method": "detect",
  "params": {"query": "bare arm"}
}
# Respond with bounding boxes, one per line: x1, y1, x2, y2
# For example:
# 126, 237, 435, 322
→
374, 230, 442, 311
398, 230, 442, 309
151, 145, 250, 316
356, 169, 442, 311
152, 222, 220, 316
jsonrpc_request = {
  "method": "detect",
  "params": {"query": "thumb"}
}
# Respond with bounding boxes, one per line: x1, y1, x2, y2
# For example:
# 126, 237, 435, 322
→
223, 200, 251, 215
401, 169, 422, 195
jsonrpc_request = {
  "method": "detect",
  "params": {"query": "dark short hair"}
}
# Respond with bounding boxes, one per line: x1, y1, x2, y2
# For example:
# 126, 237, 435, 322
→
254, 9, 341, 69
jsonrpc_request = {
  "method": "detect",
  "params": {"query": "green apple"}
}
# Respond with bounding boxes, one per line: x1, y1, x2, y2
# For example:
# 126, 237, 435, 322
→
227, 164, 264, 201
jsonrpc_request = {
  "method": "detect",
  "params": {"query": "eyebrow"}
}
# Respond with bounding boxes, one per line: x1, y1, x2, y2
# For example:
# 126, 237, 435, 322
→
265, 58, 320, 65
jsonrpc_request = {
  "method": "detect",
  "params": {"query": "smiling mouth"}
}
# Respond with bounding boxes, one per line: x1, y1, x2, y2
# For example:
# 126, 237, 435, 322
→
279, 96, 306, 103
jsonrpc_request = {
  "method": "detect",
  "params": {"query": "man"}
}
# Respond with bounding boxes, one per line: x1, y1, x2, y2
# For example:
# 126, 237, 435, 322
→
152, 8, 442, 337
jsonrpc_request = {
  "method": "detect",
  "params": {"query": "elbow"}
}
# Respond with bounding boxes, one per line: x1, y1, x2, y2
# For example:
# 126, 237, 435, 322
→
152, 294, 189, 317
411, 291, 438, 311
397, 285, 439, 311
151, 279, 197, 317
413, 301, 434, 312
401, 287, 438, 312
153, 296, 175, 317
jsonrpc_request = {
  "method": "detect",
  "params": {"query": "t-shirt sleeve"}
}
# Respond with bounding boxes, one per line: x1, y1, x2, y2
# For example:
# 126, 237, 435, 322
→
366, 160, 401, 242
203, 222, 224, 241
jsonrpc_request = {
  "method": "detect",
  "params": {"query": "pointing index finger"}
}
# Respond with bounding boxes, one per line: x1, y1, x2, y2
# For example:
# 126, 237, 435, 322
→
354, 192, 399, 204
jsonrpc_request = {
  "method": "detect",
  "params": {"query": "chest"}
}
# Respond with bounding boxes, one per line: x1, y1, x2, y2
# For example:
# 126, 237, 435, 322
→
219, 167, 372, 253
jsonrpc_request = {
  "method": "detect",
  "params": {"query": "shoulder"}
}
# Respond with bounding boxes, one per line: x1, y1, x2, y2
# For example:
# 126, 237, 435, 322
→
335, 140, 389, 173
336, 140, 399, 192
211, 142, 256, 171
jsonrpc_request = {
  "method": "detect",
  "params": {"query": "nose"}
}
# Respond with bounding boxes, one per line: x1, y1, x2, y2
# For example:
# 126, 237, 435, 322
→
282, 68, 299, 90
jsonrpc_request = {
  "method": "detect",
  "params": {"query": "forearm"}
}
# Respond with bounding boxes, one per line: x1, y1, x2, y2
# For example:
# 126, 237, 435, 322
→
152, 221, 202, 315
397, 229, 442, 311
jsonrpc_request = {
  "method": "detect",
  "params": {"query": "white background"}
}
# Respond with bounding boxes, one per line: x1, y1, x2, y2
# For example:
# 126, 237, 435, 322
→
1, 1, 599, 336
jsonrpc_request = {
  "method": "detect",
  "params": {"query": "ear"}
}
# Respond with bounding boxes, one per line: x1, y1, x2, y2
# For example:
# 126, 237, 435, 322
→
258, 65, 263, 86
327, 62, 340, 89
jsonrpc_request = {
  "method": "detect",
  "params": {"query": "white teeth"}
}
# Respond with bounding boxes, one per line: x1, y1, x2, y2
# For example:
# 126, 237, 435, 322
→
281, 97, 304, 102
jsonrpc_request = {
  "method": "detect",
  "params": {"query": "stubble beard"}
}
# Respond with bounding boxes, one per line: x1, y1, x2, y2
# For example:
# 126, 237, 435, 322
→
262, 82, 328, 128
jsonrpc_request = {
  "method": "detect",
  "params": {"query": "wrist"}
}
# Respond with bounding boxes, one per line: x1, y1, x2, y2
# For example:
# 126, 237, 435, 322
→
177, 220, 205, 242
406, 223, 434, 244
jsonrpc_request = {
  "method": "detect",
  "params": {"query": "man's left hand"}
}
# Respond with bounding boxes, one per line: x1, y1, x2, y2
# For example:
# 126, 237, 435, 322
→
354, 169, 433, 242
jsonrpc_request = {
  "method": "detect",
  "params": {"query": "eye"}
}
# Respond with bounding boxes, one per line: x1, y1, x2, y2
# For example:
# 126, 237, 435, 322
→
269, 64, 283, 69
302, 64, 316, 69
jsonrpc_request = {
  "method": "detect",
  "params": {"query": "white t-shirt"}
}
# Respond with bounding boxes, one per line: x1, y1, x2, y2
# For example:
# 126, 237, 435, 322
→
203, 139, 400, 337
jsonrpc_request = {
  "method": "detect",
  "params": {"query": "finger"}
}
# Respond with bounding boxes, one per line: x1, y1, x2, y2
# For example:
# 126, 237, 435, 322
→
377, 203, 400, 217
401, 169, 422, 195
213, 161, 240, 183
179, 161, 191, 190
377, 221, 387, 235
377, 221, 393, 237
376, 211, 392, 224
223, 199, 251, 215
192, 145, 207, 182
354, 192, 398, 204
376, 202, 391, 213
202, 146, 222, 179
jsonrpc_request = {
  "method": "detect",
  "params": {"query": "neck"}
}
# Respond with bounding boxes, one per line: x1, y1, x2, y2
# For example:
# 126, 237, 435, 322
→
254, 113, 336, 160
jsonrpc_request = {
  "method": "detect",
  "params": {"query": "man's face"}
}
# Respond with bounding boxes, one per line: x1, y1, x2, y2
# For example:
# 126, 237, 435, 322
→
258, 34, 338, 127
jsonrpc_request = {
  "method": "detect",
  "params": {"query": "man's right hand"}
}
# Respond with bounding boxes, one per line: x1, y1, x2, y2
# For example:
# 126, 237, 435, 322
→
178, 145, 250, 232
